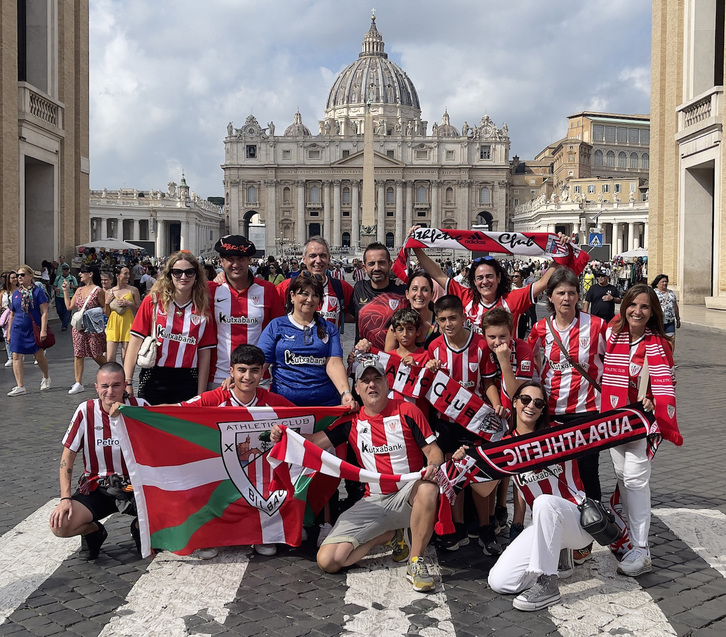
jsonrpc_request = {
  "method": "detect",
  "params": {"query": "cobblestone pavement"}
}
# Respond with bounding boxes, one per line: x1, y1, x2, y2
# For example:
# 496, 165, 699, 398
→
2, 302, 726, 637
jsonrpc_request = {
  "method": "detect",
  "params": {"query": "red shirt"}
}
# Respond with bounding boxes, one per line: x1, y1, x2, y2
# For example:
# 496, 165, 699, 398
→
209, 277, 284, 383
446, 278, 534, 335
428, 331, 487, 400
181, 386, 294, 408
482, 338, 534, 409
130, 296, 216, 369
325, 399, 436, 496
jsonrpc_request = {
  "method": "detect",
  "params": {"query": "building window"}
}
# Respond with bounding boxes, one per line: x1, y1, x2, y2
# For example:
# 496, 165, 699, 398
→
247, 185, 257, 204
630, 152, 639, 169
246, 145, 257, 159
386, 187, 394, 204
386, 150, 394, 158
415, 149, 428, 160
614, 183, 621, 193
308, 223, 321, 237
618, 152, 627, 168
417, 211, 427, 217
574, 185, 582, 194
283, 187, 291, 204
282, 149, 291, 159
479, 187, 491, 205
640, 130, 649, 145
588, 185, 596, 194
568, 170, 574, 176
605, 126, 616, 142
479, 145, 491, 160
308, 150, 321, 159
342, 150, 350, 158
593, 125, 604, 142
445, 187, 454, 204
606, 151, 615, 167
386, 210, 394, 217
342, 187, 350, 205
139, 219, 149, 240
385, 232, 395, 248
594, 150, 603, 166
641, 154, 649, 170
342, 232, 351, 247
416, 186, 427, 203
310, 210, 319, 217
446, 150, 455, 160
342, 210, 350, 216
617, 127, 628, 143
602, 184, 610, 193
513, 198, 519, 207
628, 128, 639, 144
309, 185, 320, 204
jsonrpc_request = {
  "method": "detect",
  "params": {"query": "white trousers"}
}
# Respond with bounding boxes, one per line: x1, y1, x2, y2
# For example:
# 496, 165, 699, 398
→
610, 437, 651, 548
488, 494, 593, 594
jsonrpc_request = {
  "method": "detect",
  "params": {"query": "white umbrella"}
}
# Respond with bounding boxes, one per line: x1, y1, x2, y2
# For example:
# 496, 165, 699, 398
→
76, 238, 145, 251
617, 247, 648, 259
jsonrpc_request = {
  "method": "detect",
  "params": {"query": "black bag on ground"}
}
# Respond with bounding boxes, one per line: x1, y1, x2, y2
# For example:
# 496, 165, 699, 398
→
578, 497, 621, 546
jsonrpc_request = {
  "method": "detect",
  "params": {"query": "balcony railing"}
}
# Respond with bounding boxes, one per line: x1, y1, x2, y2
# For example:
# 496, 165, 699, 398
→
678, 86, 723, 134
18, 82, 64, 131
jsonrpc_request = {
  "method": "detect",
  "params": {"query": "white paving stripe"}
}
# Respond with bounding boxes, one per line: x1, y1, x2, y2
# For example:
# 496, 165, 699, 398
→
549, 544, 676, 637
341, 545, 455, 637
0, 500, 79, 625
654, 507, 726, 578
99, 547, 251, 637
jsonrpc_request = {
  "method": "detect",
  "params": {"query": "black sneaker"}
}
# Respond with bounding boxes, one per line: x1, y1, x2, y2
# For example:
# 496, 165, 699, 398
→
437, 524, 470, 551
130, 518, 141, 553
494, 506, 509, 531
478, 524, 502, 556
83, 521, 107, 560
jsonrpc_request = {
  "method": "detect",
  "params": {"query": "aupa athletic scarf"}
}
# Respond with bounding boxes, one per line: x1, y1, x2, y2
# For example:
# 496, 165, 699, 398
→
116, 404, 347, 557
601, 327, 682, 447
392, 228, 590, 283
370, 348, 507, 441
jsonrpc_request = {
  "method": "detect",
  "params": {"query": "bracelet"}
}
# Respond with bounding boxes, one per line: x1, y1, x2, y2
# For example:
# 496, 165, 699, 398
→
60, 497, 72, 501
125, 381, 133, 386
340, 389, 352, 397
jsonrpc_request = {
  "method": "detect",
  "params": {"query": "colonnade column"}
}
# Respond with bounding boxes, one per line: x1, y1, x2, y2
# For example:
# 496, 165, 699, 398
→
266, 180, 276, 255
395, 180, 403, 248
405, 182, 414, 233
643, 221, 649, 250
296, 181, 306, 245
133, 219, 140, 241
458, 180, 469, 230
628, 222, 635, 251
156, 220, 166, 257
351, 180, 360, 249
377, 181, 385, 243
323, 181, 332, 242
430, 181, 440, 228
180, 220, 189, 251
333, 180, 341, 248
612, 222, 622, 254
572, 221, 580, 245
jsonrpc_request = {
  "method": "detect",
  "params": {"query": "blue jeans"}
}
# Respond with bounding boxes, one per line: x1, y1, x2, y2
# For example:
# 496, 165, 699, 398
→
55, 296, 71, 329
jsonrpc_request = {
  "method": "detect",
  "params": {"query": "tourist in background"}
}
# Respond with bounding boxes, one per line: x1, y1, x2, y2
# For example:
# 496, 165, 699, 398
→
105, 265, 141, 363
2, 270, 19, 367
651, 274, 680, 351
53, 264, 77, 331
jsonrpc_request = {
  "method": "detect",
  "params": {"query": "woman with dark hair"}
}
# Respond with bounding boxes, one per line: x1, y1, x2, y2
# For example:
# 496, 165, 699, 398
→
257, 272, 355, 408
2, 270, 19, 367
104, 265, 141, 363
267, 262, 284, 285
124, 251, 214, 404
6, 265, 51, 396
526, 267, 607, 564
601, 283, 681, 577
482, 381, 594, 611
62, 264, 106, 395
651, 274, 680, 349
383, 270, 439, 351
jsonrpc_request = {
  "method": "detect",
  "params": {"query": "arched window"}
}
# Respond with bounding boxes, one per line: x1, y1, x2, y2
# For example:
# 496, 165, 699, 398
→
594, 150, 603, 166
386, 187, 394, 204
247, 185, 257, 204
641, 153, 649, 170
342, 232, 351, 247
479, 186, 491, 205
342, 187, 350, 205
416, 185, 427, 203
445, 187, 454, 204
283, 186, 291, 204
606, 150, 615, 167
618, 152, 627, 168
309, 185, 320, 204
630, 153, 639, 169
385, 232, 395, 248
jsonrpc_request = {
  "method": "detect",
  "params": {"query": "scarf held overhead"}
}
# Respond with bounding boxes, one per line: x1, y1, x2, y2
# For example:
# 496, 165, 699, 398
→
392, 228, 590, 283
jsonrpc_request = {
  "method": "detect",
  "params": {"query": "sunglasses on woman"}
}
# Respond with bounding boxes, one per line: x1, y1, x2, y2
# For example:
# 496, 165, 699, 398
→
299, 270, 324, 283
170, 268, 197, 279
472, 256, 495, 265
517, 395, 546, 409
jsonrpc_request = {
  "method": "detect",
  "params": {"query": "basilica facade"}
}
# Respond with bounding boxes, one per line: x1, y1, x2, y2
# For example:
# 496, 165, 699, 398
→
222, 16, 511, 257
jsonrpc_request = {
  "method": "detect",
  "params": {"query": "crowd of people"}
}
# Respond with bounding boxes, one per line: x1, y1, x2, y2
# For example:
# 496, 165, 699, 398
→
1, 230, 681, 608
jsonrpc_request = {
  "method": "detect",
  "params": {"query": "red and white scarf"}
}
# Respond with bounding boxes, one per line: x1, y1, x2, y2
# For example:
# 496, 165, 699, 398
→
602, 327, 682, 447
392, 228, 590, 283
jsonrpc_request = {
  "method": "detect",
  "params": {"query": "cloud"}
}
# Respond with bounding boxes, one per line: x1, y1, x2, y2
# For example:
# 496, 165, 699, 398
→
89, 0, 652, 197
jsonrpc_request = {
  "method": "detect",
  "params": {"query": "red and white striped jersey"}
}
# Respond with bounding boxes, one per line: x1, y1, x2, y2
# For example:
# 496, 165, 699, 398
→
63, 397, 148, 479
276, 276, 353, 331
325, 399, 436, 496
428, 331, 487, 400
482, 338, 534, 409
130, 296, 216, 369
209, 278, 284, 383
180, 386, 294, 408
446, 279, 534, 335
527, 313, 607, 415
513, 459, 585, 508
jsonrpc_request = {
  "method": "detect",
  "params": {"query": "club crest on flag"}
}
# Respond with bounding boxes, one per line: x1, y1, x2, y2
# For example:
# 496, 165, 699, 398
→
610, 395, 619, 408
667, 404, 676, 419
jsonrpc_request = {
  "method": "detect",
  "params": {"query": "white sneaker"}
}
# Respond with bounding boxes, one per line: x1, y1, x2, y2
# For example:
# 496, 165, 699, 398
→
617, 547, 652, 577
68, 382, 85, 395
7, 386, 26, 397
317, 523, 333, 548
4, 358, 13, 367
253, 543, 277, 556
40, 377, 51, 391
196, 547, 219, 560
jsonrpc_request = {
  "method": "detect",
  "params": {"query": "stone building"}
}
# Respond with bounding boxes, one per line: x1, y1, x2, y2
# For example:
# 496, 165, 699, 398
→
222, 16, 511, 257
0, 0, 89, 273
89, 176, 224, 257
651, 0, 725, 308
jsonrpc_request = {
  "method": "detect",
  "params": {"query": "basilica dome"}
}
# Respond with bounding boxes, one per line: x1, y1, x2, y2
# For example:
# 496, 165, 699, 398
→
284, 109, 312, 136
326, 16, 420, 112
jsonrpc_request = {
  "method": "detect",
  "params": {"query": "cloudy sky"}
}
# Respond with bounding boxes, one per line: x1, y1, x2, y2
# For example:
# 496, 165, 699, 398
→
89, 0, 652, 199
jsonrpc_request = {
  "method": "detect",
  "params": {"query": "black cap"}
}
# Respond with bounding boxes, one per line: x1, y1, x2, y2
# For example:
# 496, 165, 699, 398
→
214, 235, 256, 258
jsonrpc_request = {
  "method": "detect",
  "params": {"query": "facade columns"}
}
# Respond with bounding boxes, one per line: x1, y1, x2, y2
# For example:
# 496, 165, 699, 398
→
351, 180, 360, 248
572, 221, 580, 244
643, 221, 649, 250
612, 222, 622, 254
156, 220, 167, 257
377, 181, 385, 243
296, 181, 306, 245
395, 181, 403, 248
430, 181, 440, 228
266, 180, 276, 254
180, 220, 189, 251
323, 181, 332, 241
458, 181, 469, 230
627, 222, 635, 251
133, 219, 140, 241
333, 180, 341, 248
405, 182, 414, 233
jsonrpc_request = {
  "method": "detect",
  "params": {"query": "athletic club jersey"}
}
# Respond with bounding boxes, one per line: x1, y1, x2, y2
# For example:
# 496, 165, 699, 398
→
351, 279, 408, 350
325, 399, 436, 496
482, 338, 534, 408
130, 296, 216, 369
209, 277, 284, 383
527, 313, 607, 416
446, 278, 535, 335
63, 397, 148, 479
428, 330, 487, 400
513, 459, 585, 508
181, 386, 294, 408
276, 276, 353, 332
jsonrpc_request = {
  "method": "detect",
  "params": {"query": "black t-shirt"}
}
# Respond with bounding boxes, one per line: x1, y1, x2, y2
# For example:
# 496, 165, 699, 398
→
350, 278, 407, 350
584, 283, 619, 322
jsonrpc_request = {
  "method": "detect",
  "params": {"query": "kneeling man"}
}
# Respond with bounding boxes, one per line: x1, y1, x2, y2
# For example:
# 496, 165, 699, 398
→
271, 356, 443, 592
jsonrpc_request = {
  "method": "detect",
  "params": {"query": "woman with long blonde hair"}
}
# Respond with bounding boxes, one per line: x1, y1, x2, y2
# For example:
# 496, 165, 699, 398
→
124, 251, 213, 404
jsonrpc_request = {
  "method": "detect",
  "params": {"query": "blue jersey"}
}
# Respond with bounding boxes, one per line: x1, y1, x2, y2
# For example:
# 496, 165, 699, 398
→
257, 315, 344, 406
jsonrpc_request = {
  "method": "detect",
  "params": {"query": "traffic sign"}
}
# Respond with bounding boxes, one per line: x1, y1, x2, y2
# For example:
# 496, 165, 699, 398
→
589, 233, 603, 247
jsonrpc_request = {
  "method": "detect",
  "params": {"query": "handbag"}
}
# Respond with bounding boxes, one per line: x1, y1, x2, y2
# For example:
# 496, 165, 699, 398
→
578, 497, 622, 546
136, 299, 158, 368
70, 287, 97, 331
81, 307, 107, 334
33, 321, 56, 349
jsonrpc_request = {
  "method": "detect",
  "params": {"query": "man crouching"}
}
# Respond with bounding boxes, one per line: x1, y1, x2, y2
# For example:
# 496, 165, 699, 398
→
49, 362, 148, 559
271, 356, 443, 592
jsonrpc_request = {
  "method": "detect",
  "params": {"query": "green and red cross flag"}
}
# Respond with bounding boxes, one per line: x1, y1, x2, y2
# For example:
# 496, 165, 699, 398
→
116, 405, 347, 558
